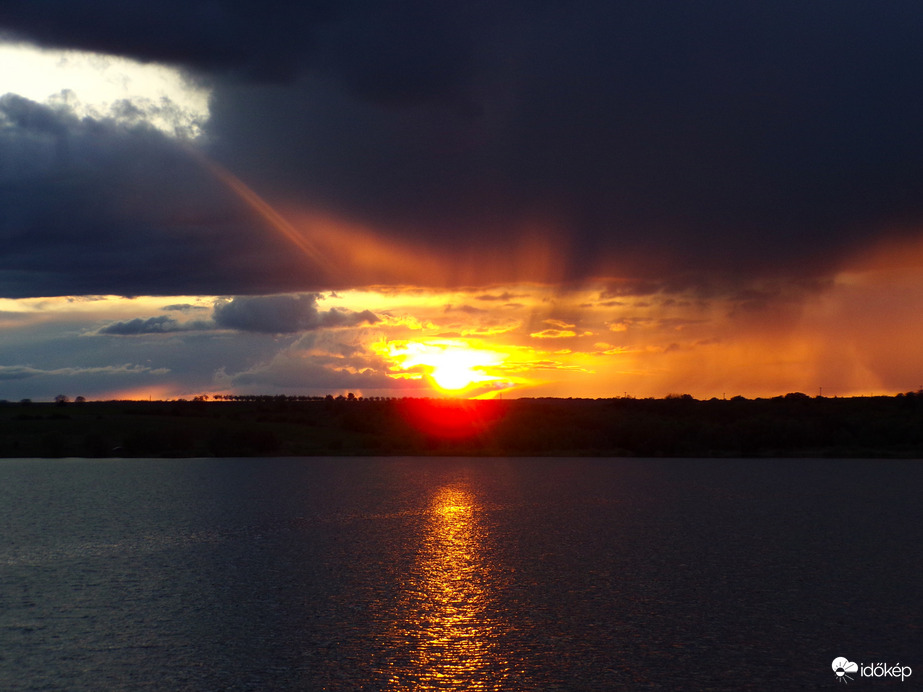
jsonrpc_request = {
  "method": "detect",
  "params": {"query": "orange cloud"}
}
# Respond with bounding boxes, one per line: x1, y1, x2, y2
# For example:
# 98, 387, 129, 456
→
529, 328, 577, 339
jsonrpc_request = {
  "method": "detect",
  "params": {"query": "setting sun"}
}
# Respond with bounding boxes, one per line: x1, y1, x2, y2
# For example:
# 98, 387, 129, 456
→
375, 339, 510, 395
428, 348, 493, 391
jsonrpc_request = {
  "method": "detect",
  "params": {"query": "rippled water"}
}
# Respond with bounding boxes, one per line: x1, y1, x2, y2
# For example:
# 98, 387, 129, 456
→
1, 457, 920, 690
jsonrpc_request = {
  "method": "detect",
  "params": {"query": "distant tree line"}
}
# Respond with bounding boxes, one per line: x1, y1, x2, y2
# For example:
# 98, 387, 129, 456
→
3, 390, 922, 458
204, 393, 402, 403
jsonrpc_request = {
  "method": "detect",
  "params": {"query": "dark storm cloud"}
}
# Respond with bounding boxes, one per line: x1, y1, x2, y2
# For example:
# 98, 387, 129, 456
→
5, 2, 923, 295
0, 0, 339, 80
0, 95, 322, 297
202, 1, 923, 286
212, 294, 379, 334
0, 0, 478, 96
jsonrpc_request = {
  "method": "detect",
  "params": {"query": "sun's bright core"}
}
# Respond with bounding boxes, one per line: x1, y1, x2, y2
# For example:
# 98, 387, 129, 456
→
428, 350, 490, 391
377, 339, 508, 395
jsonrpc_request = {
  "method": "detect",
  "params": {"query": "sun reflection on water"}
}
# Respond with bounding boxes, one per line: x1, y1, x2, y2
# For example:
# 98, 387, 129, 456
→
383, 485, 511, 691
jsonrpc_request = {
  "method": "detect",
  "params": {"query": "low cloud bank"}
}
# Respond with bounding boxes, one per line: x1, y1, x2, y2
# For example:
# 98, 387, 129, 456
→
98, 294, 379, 336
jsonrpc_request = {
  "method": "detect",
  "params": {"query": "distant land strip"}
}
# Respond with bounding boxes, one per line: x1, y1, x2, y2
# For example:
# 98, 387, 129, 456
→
2, 393, 922, 459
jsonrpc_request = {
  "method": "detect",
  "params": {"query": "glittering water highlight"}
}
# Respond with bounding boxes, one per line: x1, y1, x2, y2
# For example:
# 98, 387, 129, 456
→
380, 484, 514, 690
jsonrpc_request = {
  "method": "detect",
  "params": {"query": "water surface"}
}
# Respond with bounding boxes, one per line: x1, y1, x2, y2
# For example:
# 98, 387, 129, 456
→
1, 457, 920, 689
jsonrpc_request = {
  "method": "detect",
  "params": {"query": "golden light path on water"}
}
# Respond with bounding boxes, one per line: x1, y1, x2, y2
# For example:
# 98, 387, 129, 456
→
382, 485, 513, 691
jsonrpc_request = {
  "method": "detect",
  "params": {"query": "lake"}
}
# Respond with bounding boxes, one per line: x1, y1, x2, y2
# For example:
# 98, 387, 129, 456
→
1, 457, 920, 690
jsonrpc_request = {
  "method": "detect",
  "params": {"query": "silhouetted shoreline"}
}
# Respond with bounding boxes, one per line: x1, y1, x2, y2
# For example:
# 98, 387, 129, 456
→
3, 392, 923, 458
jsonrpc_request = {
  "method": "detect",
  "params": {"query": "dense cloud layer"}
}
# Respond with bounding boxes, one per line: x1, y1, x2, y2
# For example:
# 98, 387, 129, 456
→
98, 294, 379, 335
4, 2, 923, 297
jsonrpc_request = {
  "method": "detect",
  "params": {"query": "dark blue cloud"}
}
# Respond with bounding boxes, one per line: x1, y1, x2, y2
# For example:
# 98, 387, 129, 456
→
4, 1, 923, 296
0, 0, 338, 80
212, 294, 379, 333
203, 1, 923, 284
98, 315, 215, 335
0, 95, 322, 297
98, 316, 184, 335
97, 295, 379, 335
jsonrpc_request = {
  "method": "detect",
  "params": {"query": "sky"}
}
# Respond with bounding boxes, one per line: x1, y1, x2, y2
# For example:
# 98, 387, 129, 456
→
2, 1, 923, 401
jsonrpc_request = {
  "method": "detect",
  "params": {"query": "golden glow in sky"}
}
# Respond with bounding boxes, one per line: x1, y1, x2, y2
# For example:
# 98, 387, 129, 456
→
5, 258, 923, 403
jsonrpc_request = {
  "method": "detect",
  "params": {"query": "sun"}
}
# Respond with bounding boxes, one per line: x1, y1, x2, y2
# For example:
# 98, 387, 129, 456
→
428, 349, 491, 391
377, 339, 507, 395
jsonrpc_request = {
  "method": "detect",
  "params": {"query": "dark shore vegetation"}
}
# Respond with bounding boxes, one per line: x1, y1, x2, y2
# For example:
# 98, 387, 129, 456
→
3, 392, 923, 458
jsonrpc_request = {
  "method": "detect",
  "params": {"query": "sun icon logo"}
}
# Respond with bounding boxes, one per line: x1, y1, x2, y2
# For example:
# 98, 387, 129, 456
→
832, 657, 858, 683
